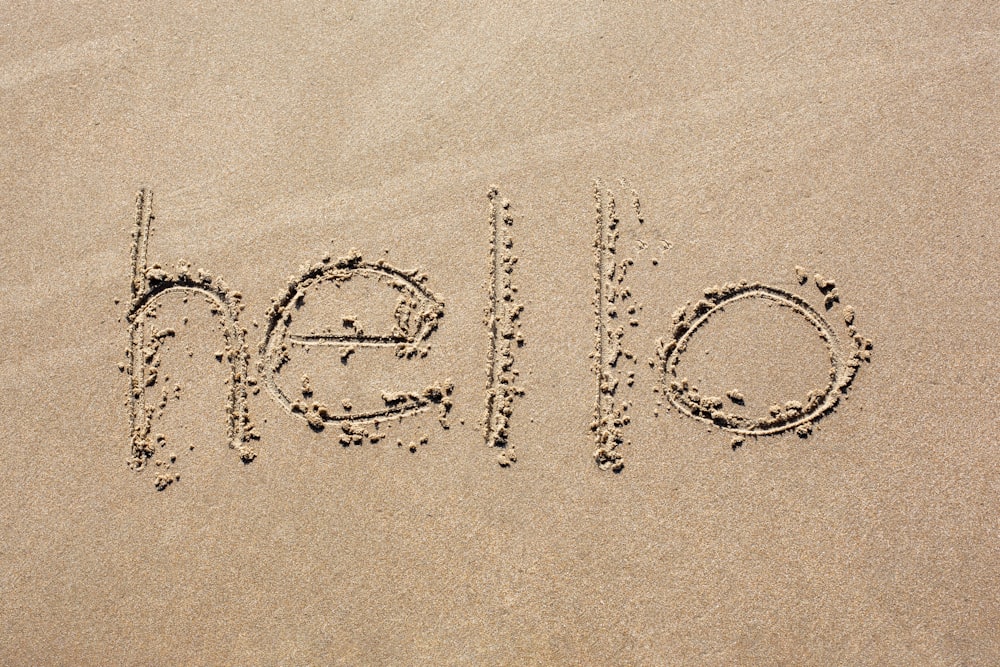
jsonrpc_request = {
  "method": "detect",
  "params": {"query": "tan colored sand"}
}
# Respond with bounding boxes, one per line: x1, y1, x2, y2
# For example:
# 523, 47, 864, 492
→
1, 2, 998, 664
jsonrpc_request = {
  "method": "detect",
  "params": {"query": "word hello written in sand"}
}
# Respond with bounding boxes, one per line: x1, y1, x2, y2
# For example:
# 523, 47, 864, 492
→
122, 183, 872, 490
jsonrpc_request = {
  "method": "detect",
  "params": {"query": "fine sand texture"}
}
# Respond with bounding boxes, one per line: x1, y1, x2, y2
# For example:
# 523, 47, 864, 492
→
1, 2, 998, 665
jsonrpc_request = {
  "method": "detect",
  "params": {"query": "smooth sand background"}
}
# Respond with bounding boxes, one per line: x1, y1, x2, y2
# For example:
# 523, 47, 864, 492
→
1, 2, 998, 664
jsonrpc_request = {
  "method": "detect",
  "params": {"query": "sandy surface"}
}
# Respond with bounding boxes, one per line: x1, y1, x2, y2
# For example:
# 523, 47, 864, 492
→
1, 2, 998, 664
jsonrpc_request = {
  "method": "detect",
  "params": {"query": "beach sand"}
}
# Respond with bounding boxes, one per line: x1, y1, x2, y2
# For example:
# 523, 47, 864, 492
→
1, 2, 997, 664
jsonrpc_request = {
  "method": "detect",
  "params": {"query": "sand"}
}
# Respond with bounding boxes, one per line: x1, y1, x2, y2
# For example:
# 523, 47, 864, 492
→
1, 2, 998, 664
